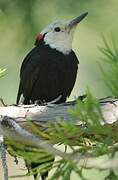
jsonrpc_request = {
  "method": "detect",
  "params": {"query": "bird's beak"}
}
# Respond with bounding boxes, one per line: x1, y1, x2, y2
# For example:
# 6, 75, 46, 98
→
68, 12, 88, 29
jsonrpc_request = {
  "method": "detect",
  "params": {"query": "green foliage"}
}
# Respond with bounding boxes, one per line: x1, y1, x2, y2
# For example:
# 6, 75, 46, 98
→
0, 68, 6, 78
99, 36, 118, 97
104, 170, 118, 180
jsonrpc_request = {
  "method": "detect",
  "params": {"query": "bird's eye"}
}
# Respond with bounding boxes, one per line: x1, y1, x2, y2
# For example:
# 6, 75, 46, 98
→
54, 27, 61, 32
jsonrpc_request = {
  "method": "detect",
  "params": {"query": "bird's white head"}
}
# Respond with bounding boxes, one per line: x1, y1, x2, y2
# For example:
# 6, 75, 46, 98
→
36, 12, 88, 55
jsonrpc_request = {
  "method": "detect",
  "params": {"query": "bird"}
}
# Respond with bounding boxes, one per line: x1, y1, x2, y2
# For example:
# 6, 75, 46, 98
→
16, 12, 88, 180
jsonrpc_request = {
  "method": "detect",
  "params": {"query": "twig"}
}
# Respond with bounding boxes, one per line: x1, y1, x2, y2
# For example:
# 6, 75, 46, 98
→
0, 98, 6, 106
0, 135, 8, 180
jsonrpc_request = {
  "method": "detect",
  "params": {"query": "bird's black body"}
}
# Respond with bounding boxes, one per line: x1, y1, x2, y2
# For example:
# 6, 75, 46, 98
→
17, 39, 79, 105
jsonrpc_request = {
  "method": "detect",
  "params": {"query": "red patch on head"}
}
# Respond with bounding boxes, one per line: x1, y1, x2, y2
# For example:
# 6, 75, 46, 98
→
36, 33, 44, 41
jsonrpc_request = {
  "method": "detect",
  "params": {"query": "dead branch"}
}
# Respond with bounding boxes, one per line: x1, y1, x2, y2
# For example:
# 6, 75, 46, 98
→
0, 98, 118, 127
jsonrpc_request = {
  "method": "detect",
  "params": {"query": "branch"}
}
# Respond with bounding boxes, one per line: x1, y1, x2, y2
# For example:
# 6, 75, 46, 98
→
0, 98, 118, 127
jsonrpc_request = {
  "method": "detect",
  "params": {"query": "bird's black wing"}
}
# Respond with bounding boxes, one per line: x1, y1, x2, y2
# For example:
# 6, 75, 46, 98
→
16, 48, 41, 104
